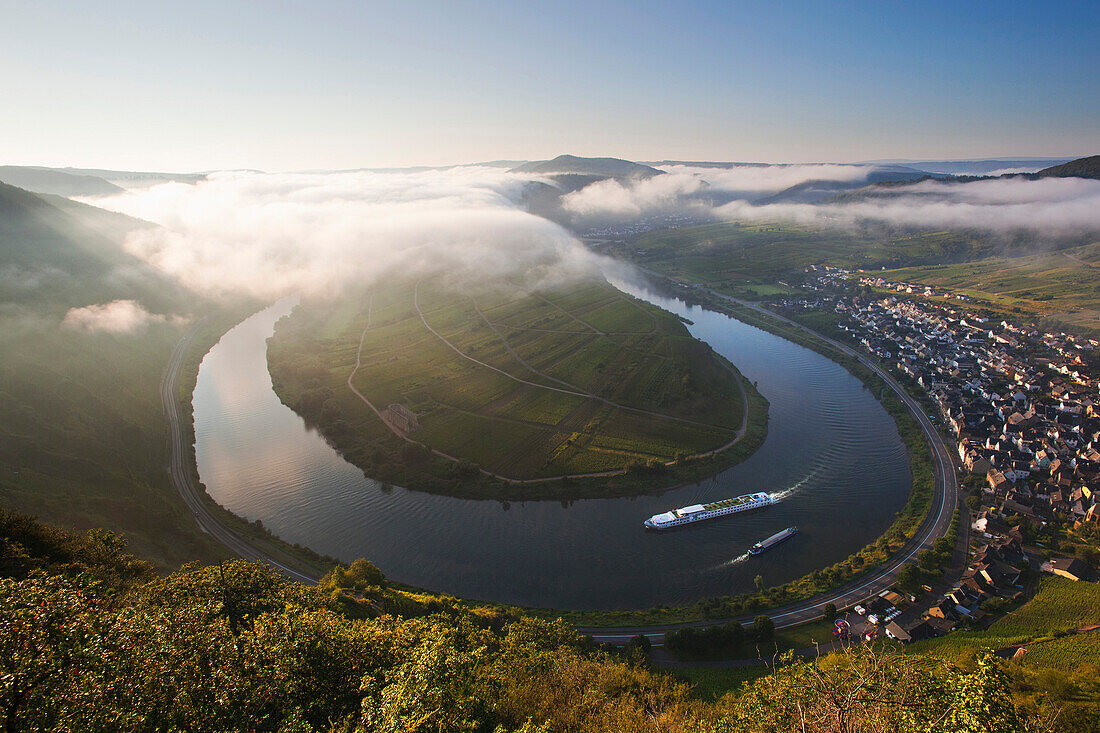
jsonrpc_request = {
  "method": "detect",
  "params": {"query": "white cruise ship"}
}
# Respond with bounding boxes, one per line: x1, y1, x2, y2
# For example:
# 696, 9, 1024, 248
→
643, 492, 775, 530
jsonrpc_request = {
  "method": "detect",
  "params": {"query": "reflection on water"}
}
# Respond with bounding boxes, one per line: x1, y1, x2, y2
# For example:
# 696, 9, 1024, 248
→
194, 284, 910, 609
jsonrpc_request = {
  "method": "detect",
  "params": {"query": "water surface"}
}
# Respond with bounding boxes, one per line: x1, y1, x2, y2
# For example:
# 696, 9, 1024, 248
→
194, 283, 910, 609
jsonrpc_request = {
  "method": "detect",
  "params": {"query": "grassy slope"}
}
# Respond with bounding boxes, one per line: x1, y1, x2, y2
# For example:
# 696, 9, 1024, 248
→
621, 220, 999, 281
0, 323, 227, 567
879, 241, 1100, 331
267, 275, 767, 498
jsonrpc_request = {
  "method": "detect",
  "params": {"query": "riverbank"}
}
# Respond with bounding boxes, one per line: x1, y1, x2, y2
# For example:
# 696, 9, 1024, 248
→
520, 273, 946, 626
166, 307, 340, 580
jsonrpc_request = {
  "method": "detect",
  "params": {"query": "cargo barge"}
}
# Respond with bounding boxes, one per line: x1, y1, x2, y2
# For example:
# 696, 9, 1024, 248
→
749, 526, 798, 554
644, 492, 775, 530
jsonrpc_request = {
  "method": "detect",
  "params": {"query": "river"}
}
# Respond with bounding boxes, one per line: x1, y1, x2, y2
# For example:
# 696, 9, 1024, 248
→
193, 279, 910, 609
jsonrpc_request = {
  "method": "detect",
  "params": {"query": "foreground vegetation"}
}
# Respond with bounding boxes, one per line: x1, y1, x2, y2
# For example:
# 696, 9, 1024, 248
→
2, 508, 1083, 732
268, 275, 768, 499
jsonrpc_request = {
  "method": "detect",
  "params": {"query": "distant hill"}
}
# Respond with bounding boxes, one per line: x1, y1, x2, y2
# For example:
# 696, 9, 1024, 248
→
644, 160, 767, 169
0, 181, 187, 312
755, 166, 934, 205
1038, 155, 1100, 180
0, 183, 227, 570
862, 158, 1075, 176
0, 166, 124, 197
1, 165, 209, 191
56, 166, 209, 188
511, 155, 662, 179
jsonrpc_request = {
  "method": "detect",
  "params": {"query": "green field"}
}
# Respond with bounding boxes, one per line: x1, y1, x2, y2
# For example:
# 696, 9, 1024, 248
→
879, 241, 1100, 331
617, 220, 1002, 283
267, 275, 766, 498
618, 220, 1100, 330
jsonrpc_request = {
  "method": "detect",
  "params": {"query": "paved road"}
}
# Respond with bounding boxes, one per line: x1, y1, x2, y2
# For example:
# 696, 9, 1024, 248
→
579, 285, 961, 646
161, 319, 317, 585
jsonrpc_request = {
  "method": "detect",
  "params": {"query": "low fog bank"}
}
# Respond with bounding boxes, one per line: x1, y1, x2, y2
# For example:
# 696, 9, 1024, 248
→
561, 163, 1100, 239
713, 176, 1100, 236
75, 161, 1100, 309
61, 299, 182, 334
81, 168, 612, 302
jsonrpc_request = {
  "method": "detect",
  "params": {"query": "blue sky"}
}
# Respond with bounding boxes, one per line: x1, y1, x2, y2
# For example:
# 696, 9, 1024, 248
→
1, 0, 1096, 170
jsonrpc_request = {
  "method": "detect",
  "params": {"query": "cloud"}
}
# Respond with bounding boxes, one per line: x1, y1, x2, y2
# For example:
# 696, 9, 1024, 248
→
713, 176, 1100, 235
659, 163, 875, 193
561, 173, 708, 219
78, 164, 1100, 302
82, 168, 606, 301
560, 163, 885, 225
61, 299, 175, 333
559, 163, 1100, 236
983, 167, 1046, 177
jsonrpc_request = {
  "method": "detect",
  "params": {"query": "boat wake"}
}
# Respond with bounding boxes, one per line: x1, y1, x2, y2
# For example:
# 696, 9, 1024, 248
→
721, 552, 751, 567
771, 466, 821, 502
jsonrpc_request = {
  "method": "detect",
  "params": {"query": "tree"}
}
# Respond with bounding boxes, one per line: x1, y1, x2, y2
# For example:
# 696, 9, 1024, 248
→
360, 624, 490, 733
895, 563, 923, 593
322, 558, 386, 591
822, 602, 838, 624
752, 615, 775, 642
940, 652, 1028, 733
754, 574, 764, 592
626, 634, 651, 658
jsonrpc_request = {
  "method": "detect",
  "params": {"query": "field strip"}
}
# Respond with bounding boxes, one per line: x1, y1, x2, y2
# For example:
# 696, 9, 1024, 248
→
530, 287, 659, 336
340, 283, 752, 483
415, 280, 733, 431
465, 288, 740, 447
463, 288, 602, 393
347, 292, 627, 483
530, 290, 607, 334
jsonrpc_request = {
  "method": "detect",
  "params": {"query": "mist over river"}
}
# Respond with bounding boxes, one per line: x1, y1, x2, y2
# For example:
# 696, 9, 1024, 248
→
193, 280, 910, 609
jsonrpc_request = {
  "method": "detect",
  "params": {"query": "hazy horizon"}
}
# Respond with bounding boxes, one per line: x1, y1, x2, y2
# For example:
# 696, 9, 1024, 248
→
2, 154, 1094, 176
2, 0, 1097, 171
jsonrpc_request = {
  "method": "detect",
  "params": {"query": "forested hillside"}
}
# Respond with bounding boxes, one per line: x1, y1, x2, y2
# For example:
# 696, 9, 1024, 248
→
0, 183, 231, 566
1038, 155, 1100, 180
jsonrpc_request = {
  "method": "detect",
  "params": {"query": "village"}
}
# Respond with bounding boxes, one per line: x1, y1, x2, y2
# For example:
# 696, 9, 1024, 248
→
771, 267, 1100, 647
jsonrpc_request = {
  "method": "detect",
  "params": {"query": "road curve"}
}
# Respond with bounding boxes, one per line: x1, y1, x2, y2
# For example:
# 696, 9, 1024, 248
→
161, 318, 318, 585
579, 285, 960, 645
